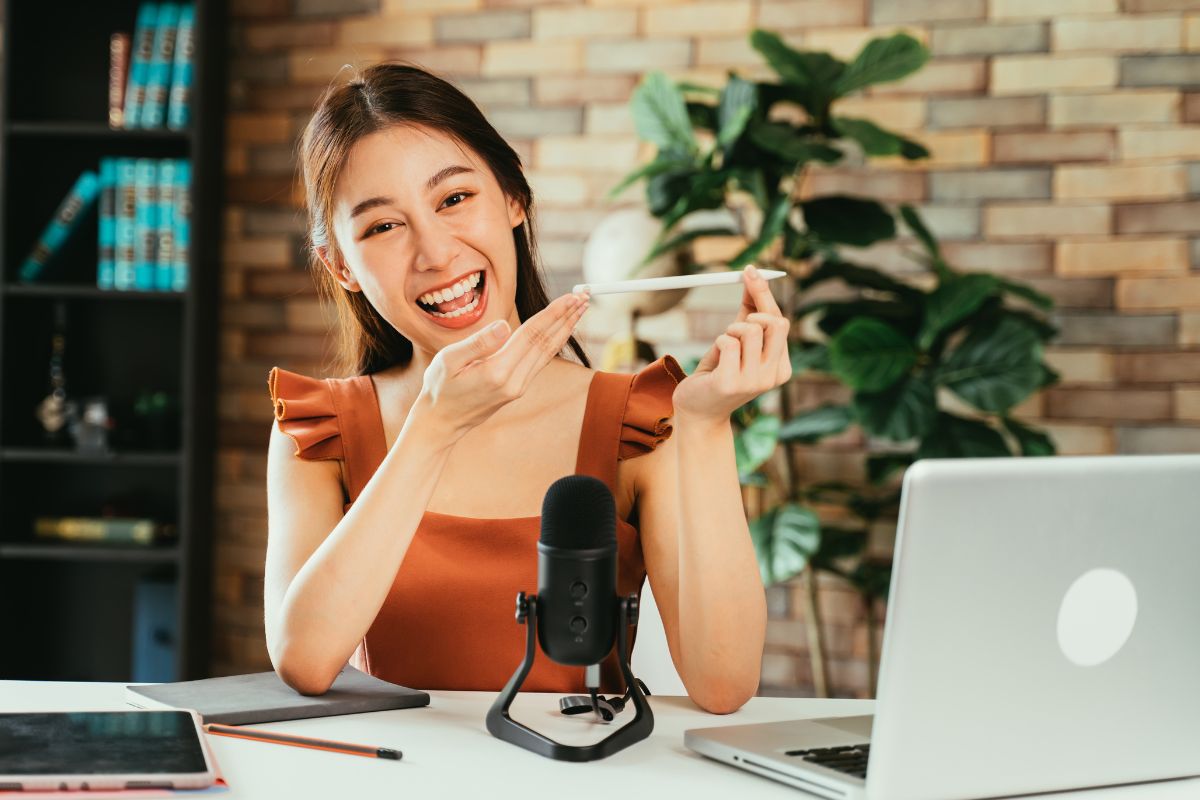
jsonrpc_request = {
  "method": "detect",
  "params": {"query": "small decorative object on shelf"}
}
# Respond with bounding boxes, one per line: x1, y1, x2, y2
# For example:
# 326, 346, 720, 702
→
33, 302, 78, 447
71, 398, 114, 456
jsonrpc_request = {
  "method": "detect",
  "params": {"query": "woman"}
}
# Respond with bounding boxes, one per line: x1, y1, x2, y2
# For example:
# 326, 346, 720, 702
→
265, 62, 790, 715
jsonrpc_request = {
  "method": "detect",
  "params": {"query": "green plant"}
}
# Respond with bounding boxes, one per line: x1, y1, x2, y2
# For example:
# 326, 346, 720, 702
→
616, 29, 1059, 697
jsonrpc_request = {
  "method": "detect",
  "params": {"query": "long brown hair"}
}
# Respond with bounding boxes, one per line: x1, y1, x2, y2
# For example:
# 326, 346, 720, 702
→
297, 61, 591, 376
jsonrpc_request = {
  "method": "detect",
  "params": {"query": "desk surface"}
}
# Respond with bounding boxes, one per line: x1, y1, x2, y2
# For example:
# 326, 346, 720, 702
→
0, 681, 1195, 799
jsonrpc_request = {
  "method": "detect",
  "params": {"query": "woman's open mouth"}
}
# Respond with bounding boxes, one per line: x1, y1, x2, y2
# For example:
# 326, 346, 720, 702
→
415, 270, 488, 329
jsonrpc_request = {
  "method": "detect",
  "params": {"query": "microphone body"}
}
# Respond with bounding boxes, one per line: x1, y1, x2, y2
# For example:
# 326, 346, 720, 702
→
536, 540, 616, 666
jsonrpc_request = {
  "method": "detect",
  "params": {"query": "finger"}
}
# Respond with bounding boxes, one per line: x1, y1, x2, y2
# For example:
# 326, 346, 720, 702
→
714, 333, 741, 384
488, 292, 581, 374
741, 264, 782, 318
747, 311, 788, 369
725, 322, 762, 383
508, 295, 589, 390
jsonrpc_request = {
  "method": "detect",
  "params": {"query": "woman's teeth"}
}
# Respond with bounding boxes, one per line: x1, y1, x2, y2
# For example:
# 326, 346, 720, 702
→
418, 271, 484, 318
429, 292, 481, 319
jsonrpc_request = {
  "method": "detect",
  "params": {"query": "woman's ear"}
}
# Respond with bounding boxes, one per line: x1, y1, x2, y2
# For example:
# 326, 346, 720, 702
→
315, 246, 361, 292
507, 195, 527, 230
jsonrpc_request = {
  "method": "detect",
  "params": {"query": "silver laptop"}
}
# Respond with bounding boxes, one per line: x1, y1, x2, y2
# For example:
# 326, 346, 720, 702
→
686, 455, 1200, 800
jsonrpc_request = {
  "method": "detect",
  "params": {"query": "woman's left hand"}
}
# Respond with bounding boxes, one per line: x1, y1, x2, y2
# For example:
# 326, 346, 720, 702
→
672, 264, 793, 423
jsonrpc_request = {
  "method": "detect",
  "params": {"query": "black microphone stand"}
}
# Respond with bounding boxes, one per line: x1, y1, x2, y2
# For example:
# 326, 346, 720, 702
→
485, 592, 654, 761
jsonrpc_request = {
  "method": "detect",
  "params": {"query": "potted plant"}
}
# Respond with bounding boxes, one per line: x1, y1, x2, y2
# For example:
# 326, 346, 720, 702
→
615, 29, 1060, 697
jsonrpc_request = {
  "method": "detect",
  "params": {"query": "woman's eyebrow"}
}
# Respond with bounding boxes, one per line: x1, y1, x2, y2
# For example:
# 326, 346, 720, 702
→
349, 165, 477, 220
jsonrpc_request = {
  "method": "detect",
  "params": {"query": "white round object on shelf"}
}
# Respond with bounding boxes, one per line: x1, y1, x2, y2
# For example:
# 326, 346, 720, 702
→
581, 207, 688, 317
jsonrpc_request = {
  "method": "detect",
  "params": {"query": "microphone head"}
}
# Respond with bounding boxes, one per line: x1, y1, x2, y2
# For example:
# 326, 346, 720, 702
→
539, 474, 616, 549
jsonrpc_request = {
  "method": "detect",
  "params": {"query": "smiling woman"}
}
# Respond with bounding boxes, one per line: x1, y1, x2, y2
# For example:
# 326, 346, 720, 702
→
263, 62, 769, 714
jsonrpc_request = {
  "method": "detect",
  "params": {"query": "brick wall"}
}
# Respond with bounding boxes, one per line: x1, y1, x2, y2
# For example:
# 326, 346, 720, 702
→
216, 0, 1200, 696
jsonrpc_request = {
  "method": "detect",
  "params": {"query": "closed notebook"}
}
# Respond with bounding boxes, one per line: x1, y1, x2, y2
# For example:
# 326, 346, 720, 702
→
124, 665, 429, 725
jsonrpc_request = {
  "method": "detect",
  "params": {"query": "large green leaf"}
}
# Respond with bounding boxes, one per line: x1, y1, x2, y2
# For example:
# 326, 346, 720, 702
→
917, 413, 1012, 458
735, 413, 781, 478
631, 71, 698, 155
779, 405, 854, 443
829, 318, 917, 392
938, 315, 1045, 413
791, 342, 831, 373
655, 170, 730, 230
918, 274, 999, 350
835, 33, 929, 97
750, 30, 845, 119
747, 120, 843, 166
750, 503, 822, 586
1003, 417, 1056, 457
898, 204, 952, 279
717, 75, 757, 150
998, 278, 1055, 310
806, 298, 922, 339
853, 374, 937, 441
801, 196, 896, 248
832, 117, 930, 159
867, 453, 915, 484
729, 193, 792, 268
608, 155, 694, 200
799, 259, 923, 301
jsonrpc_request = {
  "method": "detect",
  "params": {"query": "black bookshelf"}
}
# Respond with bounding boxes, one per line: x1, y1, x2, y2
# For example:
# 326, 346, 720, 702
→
0, 0, 226, 682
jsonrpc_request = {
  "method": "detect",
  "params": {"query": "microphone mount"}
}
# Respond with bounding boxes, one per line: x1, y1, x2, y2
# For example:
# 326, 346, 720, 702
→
485, 592, 654, 761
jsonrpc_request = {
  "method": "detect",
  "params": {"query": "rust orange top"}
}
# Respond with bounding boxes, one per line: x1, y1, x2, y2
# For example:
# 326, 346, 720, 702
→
267, 355, 686, 694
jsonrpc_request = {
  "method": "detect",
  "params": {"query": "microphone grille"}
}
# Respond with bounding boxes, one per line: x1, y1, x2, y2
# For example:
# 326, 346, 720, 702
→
540, 475, 616, 548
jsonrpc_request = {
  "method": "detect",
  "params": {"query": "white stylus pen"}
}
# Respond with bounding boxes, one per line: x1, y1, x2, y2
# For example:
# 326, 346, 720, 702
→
572, 267, 787, 296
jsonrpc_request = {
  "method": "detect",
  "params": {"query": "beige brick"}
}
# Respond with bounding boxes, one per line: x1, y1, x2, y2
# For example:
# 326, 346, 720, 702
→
992, 55, 1118, 95
872, 0, 984, 23
1188, 15, 1200, 50
535, 75, 635, 105
585, 39, 692, 73
243, 20, 338, 51
482, 40, 583, 76
995, 131, 1114, 163
287, 49, 387, 83
1185, 92, 1200, 122
224, 237, 292, 268
1115, 351, 1200, 383
833, 97, 926, 131
1026, 277, 1114, 309
436, 10, 531, 43
1120, 128, 1200, 160
1057, 238, 1190, 276
1118, 277, 1200, 309
534, 135, 640, 173
1116, 201, 1200, 235
392, 44, 485, 76
875, 130, 989, 169
1049, 91, 1180, 127
488, 107, 583, 139
804, 27, 931, 61
1121, 54, 1200, 87
1182, 313, 1200, 344
696, 33, 803, 67
802, 170, 926, 203
227, 113, 291, 144
531, 7, 636, 39
985, 204, 1111, 238
584, 102, 634, 135
337, 16, 432, 46
644, 2, 752, 35
1055, 164, 1188, 201
1176, 387, 1200, 420
1042, 423, 1113, 455
871, 59, 987, 96
225, 145, 248, 176
757, 0, 865, 29
931, 21, 1047, 56
1054, 16, 1184, 52
1123, 0, 1200, 11
525, 171, 594, 207
1044, 350, 1115, 384
941, 241, 1053, 274
383, 0, 479, 12
1044, 388, 1172, 421
991, 0, 1117, 18
929, 96, 1045, 129
932, 168, 1049, 201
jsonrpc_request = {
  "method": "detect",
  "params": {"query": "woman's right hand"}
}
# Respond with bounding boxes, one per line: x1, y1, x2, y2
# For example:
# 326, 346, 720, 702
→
413, 290, 590, 442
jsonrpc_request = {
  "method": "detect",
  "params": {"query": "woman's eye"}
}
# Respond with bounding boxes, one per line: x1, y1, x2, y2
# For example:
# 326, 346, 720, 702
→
367, 222, 398, 237
442, 191, 473, 209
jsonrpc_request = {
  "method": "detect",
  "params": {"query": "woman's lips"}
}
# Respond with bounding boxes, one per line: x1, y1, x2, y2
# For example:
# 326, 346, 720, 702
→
417, 271, 488, 330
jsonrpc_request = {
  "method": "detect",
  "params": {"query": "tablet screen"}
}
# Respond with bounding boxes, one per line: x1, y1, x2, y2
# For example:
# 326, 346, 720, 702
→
0, 711, 208, 775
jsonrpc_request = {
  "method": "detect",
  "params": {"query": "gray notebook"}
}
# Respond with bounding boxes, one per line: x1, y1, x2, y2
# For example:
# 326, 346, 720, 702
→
125, 665, 430, 725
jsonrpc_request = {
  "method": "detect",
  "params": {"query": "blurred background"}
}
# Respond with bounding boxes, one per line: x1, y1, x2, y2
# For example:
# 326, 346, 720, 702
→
0, 0, 1196, 700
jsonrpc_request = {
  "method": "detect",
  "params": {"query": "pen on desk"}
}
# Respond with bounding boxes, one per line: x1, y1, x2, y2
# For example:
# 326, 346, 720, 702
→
572, 266, 787, 296
203, 723, 402, 761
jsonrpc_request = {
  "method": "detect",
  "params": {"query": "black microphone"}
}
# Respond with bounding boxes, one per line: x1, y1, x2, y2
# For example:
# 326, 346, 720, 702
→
536, 475, 617, 668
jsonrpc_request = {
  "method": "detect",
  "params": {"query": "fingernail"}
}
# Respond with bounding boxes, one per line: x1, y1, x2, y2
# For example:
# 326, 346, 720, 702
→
747, 264, 759, 278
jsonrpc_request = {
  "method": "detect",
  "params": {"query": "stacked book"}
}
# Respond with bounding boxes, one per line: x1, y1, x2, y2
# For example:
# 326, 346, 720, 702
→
114, 2, 196, 130
17, 159, 191, 291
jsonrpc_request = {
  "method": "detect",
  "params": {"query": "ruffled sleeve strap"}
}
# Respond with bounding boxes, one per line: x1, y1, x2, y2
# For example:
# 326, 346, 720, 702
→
267, 366, 343, 461
619, 354, 686, 460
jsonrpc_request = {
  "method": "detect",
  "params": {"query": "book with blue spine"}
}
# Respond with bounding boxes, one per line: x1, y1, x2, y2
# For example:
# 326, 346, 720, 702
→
156, 159, 177, 291
166, 3, 195, 131
98, 158, 117, 289
141, 2, 179, 128
123, 3, 159, 130
133, 159, 159, 290
114, 159, 138, 290
173, 159, 191, 291
17, 172, 101, 284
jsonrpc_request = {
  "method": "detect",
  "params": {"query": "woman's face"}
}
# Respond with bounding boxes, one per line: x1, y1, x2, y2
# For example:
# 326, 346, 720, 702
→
321, 124, 526, 353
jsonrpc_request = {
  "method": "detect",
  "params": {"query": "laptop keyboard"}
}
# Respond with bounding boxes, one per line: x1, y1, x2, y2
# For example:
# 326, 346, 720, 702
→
786, 744, 870, 779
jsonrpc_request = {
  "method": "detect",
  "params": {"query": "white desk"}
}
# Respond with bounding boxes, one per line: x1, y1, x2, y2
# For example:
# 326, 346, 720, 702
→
1, 681, 1195, 799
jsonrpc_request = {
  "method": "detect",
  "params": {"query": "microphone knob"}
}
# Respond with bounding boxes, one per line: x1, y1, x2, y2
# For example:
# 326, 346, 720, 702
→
569, 616, 588, 634
569, 581, 588, 600
515, 592, 530, 624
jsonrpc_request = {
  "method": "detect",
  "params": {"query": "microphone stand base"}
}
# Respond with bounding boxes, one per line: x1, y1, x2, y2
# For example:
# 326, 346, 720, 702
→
485, 593, 654, 762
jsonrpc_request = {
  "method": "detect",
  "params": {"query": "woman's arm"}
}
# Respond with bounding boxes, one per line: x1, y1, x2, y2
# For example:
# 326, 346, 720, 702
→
264, 396, 454, 695
634, 412, 767, 714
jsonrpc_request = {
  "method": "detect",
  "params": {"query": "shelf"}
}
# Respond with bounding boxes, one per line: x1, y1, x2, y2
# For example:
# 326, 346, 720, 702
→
3, 283, 186, 301
6, 121, 190, 142
0, 542, 179, 563
0, 448, 181, 466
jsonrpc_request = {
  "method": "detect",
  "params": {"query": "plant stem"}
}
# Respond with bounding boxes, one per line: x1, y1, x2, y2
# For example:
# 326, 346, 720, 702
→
802, 563, 828, 698
864, 591, 878, 698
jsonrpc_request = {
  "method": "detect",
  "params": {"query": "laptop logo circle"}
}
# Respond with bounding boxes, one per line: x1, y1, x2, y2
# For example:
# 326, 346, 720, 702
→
1056, 568, 1138, 667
